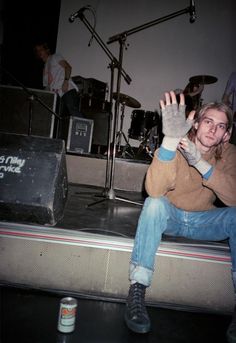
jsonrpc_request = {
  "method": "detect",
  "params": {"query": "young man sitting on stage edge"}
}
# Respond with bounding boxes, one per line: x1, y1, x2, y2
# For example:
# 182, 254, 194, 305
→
124, 91, 236, 343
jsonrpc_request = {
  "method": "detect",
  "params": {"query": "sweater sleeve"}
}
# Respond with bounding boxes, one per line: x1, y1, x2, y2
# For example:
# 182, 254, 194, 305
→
145, 149, 179, 197
203, 144, 236, 206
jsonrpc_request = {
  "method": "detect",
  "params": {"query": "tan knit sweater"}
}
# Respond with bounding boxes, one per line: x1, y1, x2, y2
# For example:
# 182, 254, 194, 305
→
145, 143, 236, 211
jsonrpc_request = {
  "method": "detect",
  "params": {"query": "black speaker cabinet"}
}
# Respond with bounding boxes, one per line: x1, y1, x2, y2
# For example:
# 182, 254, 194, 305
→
0, 133, 68, 226
0, 85, 58, 138
85, 112, 110, 146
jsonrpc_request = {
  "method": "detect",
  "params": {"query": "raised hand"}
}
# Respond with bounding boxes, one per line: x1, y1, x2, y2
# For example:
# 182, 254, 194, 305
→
179, 136, 201, 165
160, 91, 193, 138
179, 136, 212, 176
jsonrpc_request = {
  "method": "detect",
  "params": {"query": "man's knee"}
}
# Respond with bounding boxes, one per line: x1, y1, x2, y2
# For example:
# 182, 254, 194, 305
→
143, 196, 169, 215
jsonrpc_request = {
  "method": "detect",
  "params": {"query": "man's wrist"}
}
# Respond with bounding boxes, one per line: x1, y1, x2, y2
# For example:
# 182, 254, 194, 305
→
158, 136, 180, 161
194, 158, 212, 177
161, 136, 180, 152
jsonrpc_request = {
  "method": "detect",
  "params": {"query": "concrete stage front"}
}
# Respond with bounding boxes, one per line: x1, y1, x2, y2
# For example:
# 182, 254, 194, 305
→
0, 175, 234, 315
66, 153, 149, 193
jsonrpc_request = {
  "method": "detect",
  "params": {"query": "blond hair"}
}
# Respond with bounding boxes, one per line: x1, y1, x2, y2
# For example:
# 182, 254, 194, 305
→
188, 102, 233, 159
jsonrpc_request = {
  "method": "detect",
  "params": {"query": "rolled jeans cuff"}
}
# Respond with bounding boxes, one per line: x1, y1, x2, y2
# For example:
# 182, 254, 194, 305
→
129, 263, 153, 287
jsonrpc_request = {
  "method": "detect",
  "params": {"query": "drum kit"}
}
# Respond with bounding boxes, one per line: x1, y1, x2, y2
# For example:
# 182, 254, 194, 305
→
113, 74, 217, 159
183, 74, 218, 113
112, 92, 160, 158
113, 92, 141, 157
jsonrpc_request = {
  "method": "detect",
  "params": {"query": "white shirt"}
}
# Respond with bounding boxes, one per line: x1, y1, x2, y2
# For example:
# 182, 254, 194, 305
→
43, 53, 78, 97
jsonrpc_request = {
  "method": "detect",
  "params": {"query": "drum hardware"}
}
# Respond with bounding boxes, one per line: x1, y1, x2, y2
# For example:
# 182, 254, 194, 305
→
183, 83, 204, 113
147, 125, 160, 154
136, 135, 152, 158
136, 125, 160, 159
183, 74, 218, 114
113, 92, 141, 157
129, 109, 159, 141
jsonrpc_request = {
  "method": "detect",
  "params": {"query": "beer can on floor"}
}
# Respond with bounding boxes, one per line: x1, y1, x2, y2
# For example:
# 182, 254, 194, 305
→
57, 297, 78, 333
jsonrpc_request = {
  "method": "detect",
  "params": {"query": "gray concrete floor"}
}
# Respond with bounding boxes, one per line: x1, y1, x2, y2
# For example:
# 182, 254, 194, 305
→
57, 183, 144, 238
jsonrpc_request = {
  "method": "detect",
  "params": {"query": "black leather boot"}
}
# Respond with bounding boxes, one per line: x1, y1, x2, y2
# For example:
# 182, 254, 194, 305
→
124, 282, 151, 333
227, 306, 236, 343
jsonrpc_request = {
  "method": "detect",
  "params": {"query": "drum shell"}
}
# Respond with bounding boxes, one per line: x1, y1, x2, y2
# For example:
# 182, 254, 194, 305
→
128, 110, 159, 140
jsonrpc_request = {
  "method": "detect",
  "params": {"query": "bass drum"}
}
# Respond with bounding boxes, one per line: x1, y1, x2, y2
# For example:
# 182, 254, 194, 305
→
128, 110, 159, 140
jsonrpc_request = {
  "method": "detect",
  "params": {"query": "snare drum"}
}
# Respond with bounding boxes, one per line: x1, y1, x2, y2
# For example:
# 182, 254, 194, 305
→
128, 110, 159, 140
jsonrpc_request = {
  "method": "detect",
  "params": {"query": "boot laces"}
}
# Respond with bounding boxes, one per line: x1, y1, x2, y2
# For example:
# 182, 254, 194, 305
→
128, 283, 147, 316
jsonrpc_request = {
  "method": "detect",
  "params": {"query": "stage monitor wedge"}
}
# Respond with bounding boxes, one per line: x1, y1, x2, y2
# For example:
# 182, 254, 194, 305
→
0, 133, 68, 226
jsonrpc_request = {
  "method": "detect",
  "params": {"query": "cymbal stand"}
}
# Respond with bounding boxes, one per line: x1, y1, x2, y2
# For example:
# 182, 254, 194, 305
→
116, 102, 135, 158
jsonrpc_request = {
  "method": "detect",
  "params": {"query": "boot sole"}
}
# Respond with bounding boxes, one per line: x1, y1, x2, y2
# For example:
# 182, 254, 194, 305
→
124, 313, 151, 334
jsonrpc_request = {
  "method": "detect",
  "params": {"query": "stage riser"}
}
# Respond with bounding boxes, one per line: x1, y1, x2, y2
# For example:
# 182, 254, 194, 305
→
66, 155, 149, 192
0, 235, 233, 313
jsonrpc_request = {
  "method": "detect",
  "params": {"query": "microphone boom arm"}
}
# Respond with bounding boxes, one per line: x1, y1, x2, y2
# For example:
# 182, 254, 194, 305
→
105, 2, 196, 196
107, 5, 194, 44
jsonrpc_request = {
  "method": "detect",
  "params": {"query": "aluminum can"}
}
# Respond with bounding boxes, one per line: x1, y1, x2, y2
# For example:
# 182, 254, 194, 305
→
57, 297, 78, 333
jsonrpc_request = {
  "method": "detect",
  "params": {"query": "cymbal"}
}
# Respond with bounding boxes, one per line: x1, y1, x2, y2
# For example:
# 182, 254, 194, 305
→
189, 75, 218, 85
113, 92, 141, 108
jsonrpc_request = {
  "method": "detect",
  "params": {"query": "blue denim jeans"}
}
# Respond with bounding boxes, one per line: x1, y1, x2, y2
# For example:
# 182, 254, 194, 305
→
130, 196, 236, 287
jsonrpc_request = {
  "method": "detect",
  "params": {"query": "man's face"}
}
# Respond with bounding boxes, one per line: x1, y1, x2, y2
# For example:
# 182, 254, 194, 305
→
195, 109, 229, 151
34, 45, 49, 62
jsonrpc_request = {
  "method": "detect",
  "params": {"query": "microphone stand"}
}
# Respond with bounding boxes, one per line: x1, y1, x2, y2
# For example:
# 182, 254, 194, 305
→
71, 11, 135, 207
105, 2, 196, 205
106, 35, 144, 205
0, 66, 61, 137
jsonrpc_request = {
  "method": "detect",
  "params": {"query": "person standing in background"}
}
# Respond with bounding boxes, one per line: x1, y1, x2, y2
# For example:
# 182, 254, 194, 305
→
222, 72, 236, 145
34, 42, 83, 119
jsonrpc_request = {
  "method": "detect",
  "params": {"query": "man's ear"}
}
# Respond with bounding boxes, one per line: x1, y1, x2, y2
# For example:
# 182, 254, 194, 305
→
194, 122, 199, 130
222, 129, 232, 143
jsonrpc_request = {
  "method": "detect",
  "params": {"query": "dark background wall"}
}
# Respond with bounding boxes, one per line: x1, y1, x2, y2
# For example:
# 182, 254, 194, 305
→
1, 0, 61, 89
